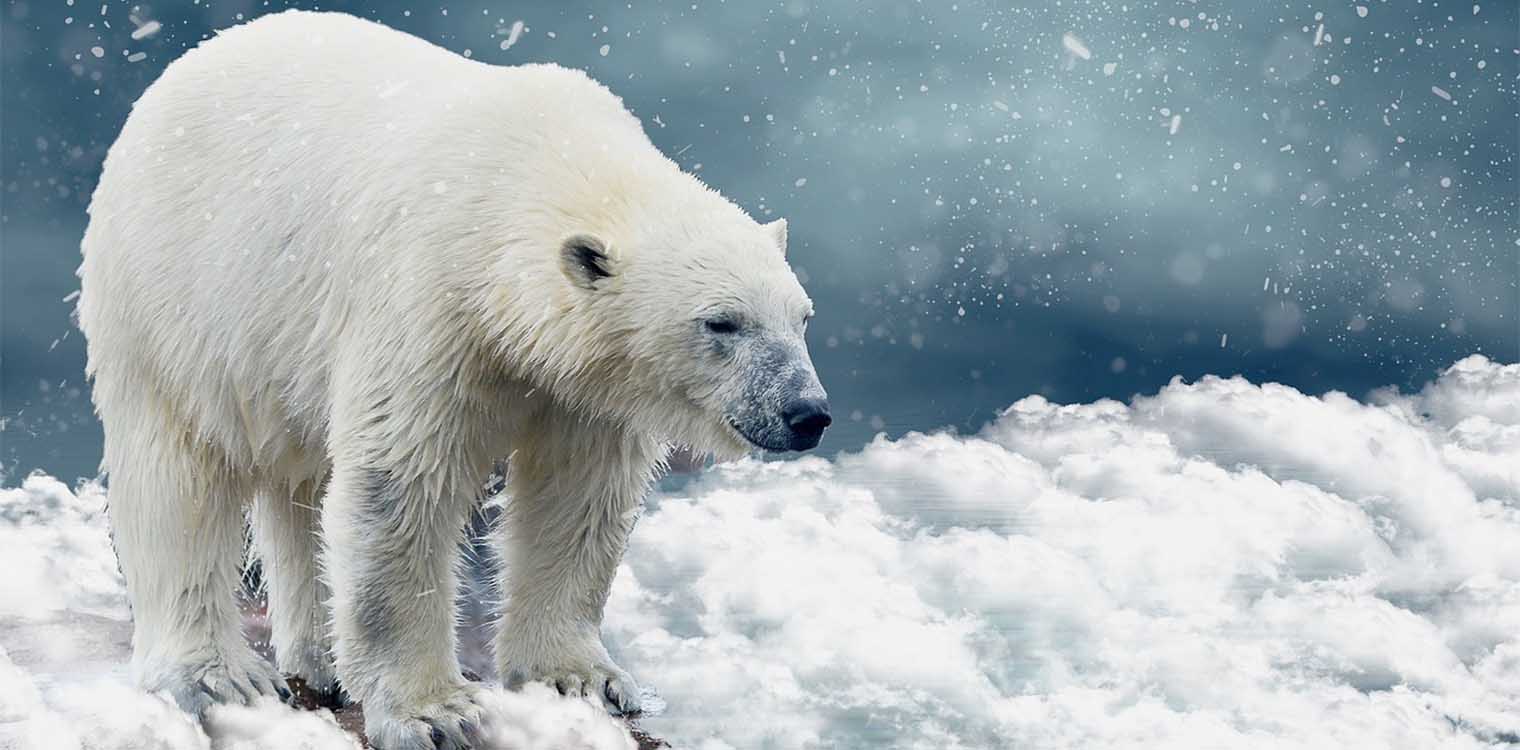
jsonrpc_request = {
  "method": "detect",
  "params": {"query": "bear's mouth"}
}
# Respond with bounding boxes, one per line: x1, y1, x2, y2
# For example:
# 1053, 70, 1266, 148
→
725, 418, 772, 451
726, 417, 801, 453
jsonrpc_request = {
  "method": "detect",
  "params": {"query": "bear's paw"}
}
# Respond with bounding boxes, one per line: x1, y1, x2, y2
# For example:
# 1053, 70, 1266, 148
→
499, 635, 642, 715
364, 682, 490, 750
147, 651, 292, 717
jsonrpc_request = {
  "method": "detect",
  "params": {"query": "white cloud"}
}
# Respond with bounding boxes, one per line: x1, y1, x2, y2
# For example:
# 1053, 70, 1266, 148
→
4, 357, 1519, 748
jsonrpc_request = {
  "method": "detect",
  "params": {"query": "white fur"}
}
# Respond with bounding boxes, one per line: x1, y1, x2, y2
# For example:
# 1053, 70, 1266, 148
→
77, 10, 820, 749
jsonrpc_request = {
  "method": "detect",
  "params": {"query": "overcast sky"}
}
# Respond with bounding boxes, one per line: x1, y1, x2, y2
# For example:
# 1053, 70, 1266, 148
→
2, 0, 1516, 480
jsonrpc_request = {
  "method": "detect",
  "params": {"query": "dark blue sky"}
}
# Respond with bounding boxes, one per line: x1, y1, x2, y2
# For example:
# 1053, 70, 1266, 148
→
3, 0, 1516, 481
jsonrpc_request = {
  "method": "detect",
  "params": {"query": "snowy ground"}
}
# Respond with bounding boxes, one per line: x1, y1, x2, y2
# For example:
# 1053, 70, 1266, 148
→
3, 355, 1518, 749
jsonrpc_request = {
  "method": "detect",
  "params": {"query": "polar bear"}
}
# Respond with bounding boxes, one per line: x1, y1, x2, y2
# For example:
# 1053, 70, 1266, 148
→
76, 10, 829, 748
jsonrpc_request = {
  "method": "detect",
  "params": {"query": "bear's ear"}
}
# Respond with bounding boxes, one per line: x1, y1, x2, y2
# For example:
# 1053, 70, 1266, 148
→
560, 234, 616, 291
763, 218, 788, 257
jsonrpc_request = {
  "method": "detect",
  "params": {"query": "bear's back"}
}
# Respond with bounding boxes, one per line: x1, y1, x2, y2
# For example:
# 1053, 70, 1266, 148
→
77, 10, 680, 472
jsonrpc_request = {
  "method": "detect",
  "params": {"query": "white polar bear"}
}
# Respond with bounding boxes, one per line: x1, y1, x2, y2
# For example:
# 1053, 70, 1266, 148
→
76, 10, 830, 748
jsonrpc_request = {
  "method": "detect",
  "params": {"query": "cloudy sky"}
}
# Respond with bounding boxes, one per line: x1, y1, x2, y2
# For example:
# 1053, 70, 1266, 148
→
2, 1, 1517, 478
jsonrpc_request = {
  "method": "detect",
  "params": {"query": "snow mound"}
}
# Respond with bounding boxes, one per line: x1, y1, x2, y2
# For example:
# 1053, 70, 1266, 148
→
473, 684, 637, 750
0, 475, 633, 750
0, 476, 122, 623
4, 356, 1518, 748
609, 355, 1520, 748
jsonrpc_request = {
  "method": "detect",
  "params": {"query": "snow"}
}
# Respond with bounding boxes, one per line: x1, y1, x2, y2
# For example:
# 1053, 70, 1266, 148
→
611, 355, 1520, 747
500, 20, 524, 51
1060, 33, 1091, 61
473, 686, 636, 750
0, 475, 635, 750
0, 477, 122, 624
4, 357, 1519, 748
0, 475, 362, 749
129, 20, 161, 41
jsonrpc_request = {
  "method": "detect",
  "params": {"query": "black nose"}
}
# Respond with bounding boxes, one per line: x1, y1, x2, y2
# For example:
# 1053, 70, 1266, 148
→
783, 398, 832, 450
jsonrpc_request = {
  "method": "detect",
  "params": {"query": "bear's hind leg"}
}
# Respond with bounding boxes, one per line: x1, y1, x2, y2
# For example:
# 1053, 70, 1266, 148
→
106, 429, 289, 716
252, 476, 339, 702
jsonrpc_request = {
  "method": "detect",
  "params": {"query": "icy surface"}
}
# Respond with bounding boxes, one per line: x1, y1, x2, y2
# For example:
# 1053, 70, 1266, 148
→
0, 475, 634, 750
4, 357, 1519, 748
609, 355, 1520, 748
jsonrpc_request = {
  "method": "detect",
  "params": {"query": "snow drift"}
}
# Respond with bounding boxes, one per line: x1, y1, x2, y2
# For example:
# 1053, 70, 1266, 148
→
3, 355, 1518, 748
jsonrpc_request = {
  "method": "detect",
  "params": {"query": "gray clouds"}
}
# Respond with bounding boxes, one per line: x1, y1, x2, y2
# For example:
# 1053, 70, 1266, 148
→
2, 0, 1515, 479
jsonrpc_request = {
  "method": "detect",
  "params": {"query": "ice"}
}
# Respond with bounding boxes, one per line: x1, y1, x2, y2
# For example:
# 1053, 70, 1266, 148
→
0, 475, 635, 749
9, 359, 1519, 747
609, 355, 1520, 747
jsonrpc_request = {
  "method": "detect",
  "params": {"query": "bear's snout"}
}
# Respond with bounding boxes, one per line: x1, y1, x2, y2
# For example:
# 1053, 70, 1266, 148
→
783, 398, 832, 451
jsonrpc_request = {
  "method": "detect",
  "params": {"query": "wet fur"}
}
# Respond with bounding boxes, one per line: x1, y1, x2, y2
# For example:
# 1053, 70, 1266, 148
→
78, 10, 821, 749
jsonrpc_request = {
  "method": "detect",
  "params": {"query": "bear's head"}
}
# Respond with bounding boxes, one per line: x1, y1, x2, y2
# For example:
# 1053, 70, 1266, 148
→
553, 207, 830, 459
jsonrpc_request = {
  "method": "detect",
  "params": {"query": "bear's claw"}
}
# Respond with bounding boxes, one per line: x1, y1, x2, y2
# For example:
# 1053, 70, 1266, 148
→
602, 670, 642, 715
154, 653, 291, 717
365, 683, 487, 750
508, 661, 643, 715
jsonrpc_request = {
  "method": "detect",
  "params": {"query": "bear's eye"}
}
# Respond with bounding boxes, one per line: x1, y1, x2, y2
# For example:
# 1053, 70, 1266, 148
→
704, 318, 741, 335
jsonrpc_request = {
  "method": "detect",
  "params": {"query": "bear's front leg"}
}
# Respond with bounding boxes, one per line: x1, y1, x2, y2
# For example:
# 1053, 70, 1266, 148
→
324, 459, 485, 749
495, 411, 663, 714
